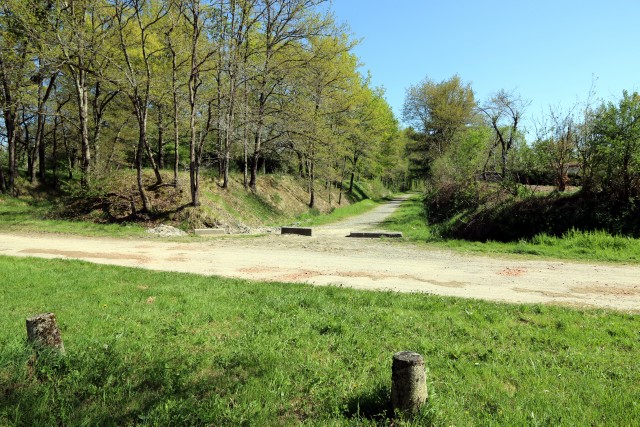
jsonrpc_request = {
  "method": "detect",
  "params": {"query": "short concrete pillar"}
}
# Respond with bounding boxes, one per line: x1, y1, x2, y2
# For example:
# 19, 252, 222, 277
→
391, 351, 427, 417
26, 313, 65, 355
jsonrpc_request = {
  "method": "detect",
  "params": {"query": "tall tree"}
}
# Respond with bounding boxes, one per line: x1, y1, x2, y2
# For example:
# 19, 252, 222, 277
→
479, 89, 530, 179
533, 105, 578, 192
0, 0, 32, 192
112, 0, 169, 211
54, 0, 114, 186
248, 0, 332, 192
219, 0, 259, 189
181, 0, 221, 206
591, 91, 640, 201
403, 75, 476, 157
402, 75, 476, 181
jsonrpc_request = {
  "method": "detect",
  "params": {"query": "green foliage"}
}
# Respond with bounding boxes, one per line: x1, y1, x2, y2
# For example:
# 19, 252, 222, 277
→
587, 91, 640, 200
1, 256, 639, 425
402, 75, 478, 183
382, 194, 640, 263
402, 75, 477, 159
442, 189, 640, 242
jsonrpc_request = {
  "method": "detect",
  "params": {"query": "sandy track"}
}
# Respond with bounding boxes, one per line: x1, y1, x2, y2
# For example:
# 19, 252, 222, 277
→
2, 197, 640, 312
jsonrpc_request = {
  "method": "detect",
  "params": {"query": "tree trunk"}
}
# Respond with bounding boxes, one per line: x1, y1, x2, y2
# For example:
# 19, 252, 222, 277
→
52, 116, 59, 187
36, 72, 58, 182
0, 147, 5, 192
157, 104, 164, 169
24, 109, 35, 182
308, 155, 315, 208
249, 133, 261, 191
249, 90, 266, 191
338, 156, 347, 205
242, 106, 249, 190
136, 133, 151, 213
7, 114, 17, 192
189, 93, 200, 206
142, 127, 163, 185
61, 122, 73, 179
74, 70, 91, 187
170, 45, 180, 186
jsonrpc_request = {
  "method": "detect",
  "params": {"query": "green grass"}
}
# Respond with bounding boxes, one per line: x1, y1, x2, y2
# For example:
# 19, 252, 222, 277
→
383, 195, 640, 263
295, 199, 380, 227
0, 196, 147, 237
1, 256, 638, 426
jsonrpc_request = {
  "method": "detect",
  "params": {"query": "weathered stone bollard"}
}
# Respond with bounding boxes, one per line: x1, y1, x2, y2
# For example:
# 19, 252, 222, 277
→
391, 351, 427, 417
26, 313, 65, 355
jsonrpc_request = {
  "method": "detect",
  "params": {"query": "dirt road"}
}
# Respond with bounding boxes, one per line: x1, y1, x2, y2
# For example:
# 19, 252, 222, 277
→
2, 196, 640, 312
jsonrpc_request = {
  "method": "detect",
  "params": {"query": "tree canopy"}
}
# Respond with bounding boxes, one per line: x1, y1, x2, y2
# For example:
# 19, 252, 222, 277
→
0, 0, 404, 210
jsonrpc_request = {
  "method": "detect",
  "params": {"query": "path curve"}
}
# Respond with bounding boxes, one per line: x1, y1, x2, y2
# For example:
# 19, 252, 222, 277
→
1, 196, 640, 312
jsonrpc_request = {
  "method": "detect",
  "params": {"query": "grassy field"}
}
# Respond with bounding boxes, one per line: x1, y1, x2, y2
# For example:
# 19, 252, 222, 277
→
383, 195, 640, 263
1, 256, 638, 426
294, 199, 380, 227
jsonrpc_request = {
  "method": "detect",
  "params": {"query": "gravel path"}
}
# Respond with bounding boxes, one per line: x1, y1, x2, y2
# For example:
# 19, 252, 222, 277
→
313, 194, 411, 236
2, 196, 640, 312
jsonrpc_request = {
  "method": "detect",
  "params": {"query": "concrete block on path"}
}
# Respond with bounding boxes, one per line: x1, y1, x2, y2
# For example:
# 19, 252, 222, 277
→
347, 231, 403, 238
281, 227, 313, 237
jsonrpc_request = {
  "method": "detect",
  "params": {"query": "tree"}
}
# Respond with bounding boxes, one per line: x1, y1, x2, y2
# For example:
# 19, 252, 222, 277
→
0, 0, 35, 193
346, 82, 397, 193
111, 0, 170, 211
590, 91, 640, 201
248, 0, 333, 192
402, 75, 476, 181
181, 0, 222, 207
53, 0, 116, 187
533, 105, 578, 191
479, 89, 530, 180
284, 34, 350, 207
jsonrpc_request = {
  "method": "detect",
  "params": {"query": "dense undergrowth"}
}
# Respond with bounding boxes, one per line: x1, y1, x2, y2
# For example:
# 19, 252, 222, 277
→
383, 193, 640, 263
439, 189, 640, 242
1, 256, 638, 426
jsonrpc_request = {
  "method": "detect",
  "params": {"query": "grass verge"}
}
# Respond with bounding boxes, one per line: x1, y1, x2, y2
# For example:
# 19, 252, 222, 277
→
0, 196, 147, 237
1, 256, 638, 425
294, 199, 380, 227
383, 195, 640, 263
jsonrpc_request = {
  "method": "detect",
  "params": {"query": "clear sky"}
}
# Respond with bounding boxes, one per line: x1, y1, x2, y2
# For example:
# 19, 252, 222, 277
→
329, 0, 640, 131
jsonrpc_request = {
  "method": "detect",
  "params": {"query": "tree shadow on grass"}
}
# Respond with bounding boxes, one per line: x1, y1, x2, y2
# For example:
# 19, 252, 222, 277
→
2, 345, 243, 426
343, 384, 391, 422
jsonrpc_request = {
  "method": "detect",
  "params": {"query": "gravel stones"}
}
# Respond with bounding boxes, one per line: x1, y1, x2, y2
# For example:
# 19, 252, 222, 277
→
146, 225, 188, 237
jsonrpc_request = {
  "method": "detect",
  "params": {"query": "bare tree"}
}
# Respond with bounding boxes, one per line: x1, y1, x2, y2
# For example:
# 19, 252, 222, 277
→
479, 90, 530, 179
534, 106, 578, 192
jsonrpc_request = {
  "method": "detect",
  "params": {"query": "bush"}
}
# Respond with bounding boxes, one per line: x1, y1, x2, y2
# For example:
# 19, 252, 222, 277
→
441, 190, 640, 242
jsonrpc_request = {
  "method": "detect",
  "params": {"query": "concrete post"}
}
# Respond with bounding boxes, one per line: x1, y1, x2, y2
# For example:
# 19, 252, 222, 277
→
26, 313, 65, 355
391, 351, 427, 417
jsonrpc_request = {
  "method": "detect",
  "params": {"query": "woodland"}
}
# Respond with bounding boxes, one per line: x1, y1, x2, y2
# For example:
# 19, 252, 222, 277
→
0, 0, 403, 213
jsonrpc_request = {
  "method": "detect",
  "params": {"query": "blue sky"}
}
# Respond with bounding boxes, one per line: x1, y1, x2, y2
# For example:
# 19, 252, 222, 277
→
329, 0, 640, 131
